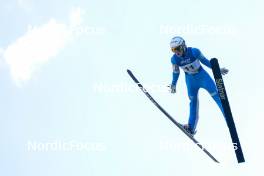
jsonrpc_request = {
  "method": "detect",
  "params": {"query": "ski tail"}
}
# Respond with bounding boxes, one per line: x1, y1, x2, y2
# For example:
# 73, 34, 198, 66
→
127, 69, 219, 163
210, 58, 245, 163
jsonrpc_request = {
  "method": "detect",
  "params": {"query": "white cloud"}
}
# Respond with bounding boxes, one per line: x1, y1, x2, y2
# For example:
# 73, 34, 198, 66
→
4, 19, 70, 86
2, 7, 84, 86
0, 48, 5, 69
69, 7, 85, 27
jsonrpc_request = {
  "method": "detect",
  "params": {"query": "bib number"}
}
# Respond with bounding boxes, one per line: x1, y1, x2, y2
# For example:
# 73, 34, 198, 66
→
182, 59, 201, 74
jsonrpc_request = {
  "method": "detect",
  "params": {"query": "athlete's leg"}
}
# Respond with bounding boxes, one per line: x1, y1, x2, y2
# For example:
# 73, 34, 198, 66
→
185, 74, 200, 132
211, 93, 224, 116
199, 69, 225, 117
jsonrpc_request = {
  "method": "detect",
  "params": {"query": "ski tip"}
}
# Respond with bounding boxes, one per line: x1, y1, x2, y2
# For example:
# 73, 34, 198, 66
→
210, 58, 218, 63
211, 58, 217, 60
127, 69, 131, 73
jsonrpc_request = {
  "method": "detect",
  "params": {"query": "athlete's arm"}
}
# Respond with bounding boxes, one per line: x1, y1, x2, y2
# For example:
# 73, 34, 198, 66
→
192, 48, 212, 68
171, 64, 180, 85
192, 48, 229, 75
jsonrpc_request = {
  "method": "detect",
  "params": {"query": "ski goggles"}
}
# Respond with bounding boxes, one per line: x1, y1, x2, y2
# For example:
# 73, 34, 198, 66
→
171, 46, 182, 52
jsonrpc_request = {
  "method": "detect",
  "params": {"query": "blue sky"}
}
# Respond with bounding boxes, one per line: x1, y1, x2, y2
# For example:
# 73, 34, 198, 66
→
0, 0, 263, 175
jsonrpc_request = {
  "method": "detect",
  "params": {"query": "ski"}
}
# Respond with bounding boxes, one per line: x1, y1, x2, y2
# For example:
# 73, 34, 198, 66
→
127, 69, 219, 163
210, 58, 245, 163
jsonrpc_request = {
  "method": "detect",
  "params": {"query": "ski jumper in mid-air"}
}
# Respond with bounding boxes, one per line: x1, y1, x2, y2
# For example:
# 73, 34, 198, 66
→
169, 36, 228, 135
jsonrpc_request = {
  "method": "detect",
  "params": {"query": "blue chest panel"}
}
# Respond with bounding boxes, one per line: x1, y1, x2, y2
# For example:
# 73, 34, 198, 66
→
171, 47, 202, 74
172, 47, 197, 66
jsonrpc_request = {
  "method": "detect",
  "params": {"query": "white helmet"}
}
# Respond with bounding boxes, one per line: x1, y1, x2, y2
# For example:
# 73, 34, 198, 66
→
170, 36, 187, 54
170, 36, 186, 48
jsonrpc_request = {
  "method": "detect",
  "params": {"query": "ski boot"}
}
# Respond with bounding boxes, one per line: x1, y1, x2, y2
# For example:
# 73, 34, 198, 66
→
181, 124, 197, 136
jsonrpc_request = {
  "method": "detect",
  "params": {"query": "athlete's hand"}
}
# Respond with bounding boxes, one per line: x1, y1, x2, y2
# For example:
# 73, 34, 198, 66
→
220, 67, 229, 75
168, 84, 176, 93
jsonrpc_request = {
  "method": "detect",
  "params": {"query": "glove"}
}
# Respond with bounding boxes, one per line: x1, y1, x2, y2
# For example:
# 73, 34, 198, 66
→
220, 67, 229, 75
168, 84, 176, 93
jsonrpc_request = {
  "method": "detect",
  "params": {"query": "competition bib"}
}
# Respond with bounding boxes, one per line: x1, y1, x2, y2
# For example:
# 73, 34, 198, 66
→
181, 59, 201, 74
